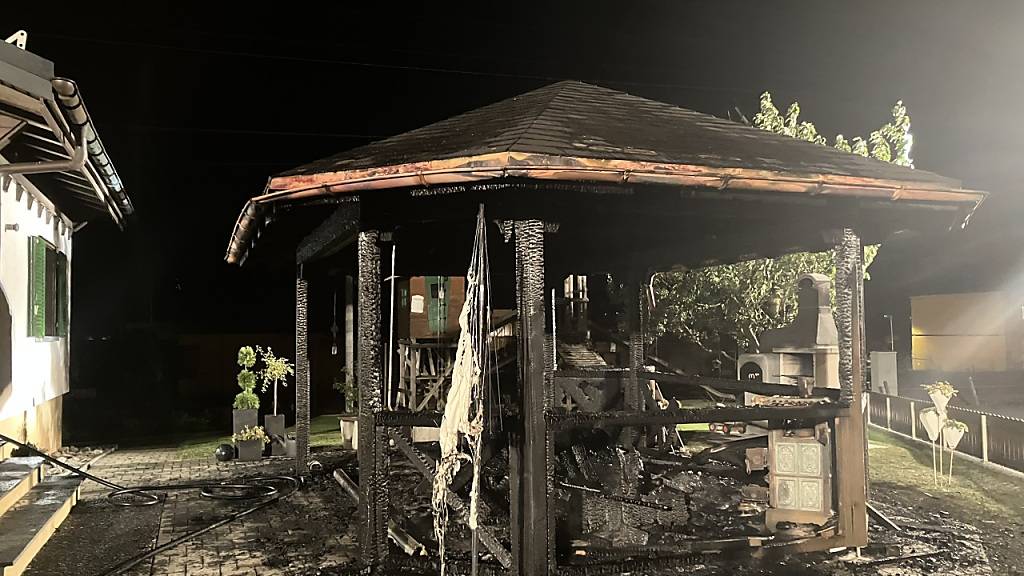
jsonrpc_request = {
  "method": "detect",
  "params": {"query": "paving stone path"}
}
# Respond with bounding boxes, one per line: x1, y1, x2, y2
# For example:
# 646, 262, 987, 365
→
26, 447, 359, 576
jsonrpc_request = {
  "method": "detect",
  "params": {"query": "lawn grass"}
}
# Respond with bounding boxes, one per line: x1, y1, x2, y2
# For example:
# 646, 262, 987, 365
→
174, 414, 345, 459
868, 426, 1024, 520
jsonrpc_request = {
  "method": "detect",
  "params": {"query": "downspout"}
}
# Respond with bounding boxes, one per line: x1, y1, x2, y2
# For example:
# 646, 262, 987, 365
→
0, 126, 87, 176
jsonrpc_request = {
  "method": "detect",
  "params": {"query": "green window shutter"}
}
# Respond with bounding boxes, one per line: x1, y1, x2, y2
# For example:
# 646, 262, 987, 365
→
57, 253, 68, 337
28, 236, 46, 338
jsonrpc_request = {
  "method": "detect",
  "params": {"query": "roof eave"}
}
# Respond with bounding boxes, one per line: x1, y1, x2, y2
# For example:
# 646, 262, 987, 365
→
260, 153, 984, 205
224, 154, 985, 265
51, 78, 133, 226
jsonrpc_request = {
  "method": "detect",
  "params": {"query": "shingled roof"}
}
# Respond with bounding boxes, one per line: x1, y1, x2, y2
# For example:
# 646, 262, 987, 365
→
227, 81, 985, 263
264, 80, 979, 197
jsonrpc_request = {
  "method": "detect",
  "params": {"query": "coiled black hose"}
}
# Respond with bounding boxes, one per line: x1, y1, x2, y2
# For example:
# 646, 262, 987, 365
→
100, 475, 300, 576
0, 432, 301, 576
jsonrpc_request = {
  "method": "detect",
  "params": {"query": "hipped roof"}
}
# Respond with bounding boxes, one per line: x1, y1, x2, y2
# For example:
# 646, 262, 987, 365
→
226, 81, 984, 264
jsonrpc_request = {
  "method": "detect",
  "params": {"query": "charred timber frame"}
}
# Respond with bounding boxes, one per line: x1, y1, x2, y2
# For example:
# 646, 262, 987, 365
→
513, 219, 553, 576
357, 230, 390, 569
831, 228, 869, 548
548, 403, 847, 429
620, 280, 644, 446
295, 267, 309, 474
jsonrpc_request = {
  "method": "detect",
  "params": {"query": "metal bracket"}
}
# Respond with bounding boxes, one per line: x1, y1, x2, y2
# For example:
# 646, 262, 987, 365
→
5, 30, 27, 49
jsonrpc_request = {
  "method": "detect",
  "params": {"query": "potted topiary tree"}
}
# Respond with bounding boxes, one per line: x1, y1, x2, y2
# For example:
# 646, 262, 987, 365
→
233, 346, 259, 436
333, 366, 357, 414
233, 425, 269, 461
258, 346, 294, 456
335, 367, 358, 448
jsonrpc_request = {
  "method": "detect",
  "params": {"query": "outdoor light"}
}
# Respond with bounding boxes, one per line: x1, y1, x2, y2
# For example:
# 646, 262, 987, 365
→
883, 314, 894, 351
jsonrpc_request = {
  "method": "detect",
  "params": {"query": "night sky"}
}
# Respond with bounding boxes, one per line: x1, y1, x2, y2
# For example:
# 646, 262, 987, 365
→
7, 1, 1024, 339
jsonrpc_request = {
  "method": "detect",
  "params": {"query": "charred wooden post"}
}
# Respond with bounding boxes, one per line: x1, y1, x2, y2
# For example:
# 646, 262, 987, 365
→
833, 228, 869, 547
616, 279, 646, 446
357, 230, 389, 569
512, 220, 553, 575
345, 274, 355, 395
295, 266, 310, 474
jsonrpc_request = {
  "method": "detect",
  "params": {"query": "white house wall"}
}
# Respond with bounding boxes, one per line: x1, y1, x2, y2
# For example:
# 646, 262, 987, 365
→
0, 174, 72, 421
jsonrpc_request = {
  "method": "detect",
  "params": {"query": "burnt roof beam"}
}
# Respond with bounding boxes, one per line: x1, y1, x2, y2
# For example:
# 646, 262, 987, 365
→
295, 201, 360, 264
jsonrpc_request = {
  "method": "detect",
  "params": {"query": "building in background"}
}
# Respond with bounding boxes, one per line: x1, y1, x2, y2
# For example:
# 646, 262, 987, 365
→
911, 291, 1022, 373
0, 32, 132, 457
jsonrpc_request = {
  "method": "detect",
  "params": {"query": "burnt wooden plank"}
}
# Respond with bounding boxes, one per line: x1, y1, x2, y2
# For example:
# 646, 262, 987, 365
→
296, 201, 360, 264
552, 369, 840, 401
548, 403, 847, 430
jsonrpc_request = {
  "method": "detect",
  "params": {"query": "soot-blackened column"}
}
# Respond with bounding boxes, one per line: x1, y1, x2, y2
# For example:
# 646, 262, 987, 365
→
513, 220, 553, 575
357, 230, 389, 568
833, 228, 869, 547
295, 266, 310, 474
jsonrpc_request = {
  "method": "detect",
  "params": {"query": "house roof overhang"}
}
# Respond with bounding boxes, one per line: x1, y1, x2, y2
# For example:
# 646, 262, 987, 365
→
0, 40, 133, 228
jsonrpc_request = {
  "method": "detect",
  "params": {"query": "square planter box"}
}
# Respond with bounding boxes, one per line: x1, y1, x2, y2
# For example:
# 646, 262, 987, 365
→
232, 409, 258, 436
265, 414, 286, 456
237, 440, 263, 461
340, 416, 358, 450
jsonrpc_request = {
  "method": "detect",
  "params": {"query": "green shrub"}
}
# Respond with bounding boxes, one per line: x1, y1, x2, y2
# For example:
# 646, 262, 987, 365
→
233, 346, 260, 411
233, 390, 259, 410
238, 346, 256, 369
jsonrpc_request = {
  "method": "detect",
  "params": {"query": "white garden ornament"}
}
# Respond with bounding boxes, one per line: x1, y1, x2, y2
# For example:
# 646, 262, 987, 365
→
919, 407, 942, 484
919, 407, 941, 442
943, 420, 967, 484
920, 381, 960, 486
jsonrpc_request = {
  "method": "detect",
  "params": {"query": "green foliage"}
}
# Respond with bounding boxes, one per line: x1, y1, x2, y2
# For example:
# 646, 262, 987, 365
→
233, 390, 259, 410
923, 380, 958, 399
237, 346, 256, 369
237, 369, 256, 391
233, 346, 260, 411
257, 346, 294, 394
333, 367, 357, 396
751, 92, 913, 166
944, 418, 969, 433
653, 92, 909, 353
652, 249, 877, 352
232, 424, 269, 444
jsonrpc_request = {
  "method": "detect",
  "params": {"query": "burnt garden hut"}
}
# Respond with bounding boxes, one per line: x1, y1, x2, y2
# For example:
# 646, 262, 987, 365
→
224, 81, 984, 574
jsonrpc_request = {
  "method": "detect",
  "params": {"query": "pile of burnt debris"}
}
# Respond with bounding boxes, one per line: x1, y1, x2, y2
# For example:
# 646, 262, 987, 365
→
351, 431, 994, 576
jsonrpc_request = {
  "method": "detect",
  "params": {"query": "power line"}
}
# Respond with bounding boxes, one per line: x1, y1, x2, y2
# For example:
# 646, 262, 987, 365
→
98, 123, 382, 139
36, 32, 749, 95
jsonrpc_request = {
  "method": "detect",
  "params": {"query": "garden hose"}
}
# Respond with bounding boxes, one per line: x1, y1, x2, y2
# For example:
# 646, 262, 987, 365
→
98, 475, 300, 576
0, 432, 302, 575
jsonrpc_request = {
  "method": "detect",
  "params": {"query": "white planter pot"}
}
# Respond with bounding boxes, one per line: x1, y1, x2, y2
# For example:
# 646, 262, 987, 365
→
943, 427, 965, 450
928, 390, 950, 415
919, 408, 941, 442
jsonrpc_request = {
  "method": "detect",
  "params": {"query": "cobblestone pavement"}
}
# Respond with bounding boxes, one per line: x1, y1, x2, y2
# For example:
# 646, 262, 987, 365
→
28, 447, 359, 576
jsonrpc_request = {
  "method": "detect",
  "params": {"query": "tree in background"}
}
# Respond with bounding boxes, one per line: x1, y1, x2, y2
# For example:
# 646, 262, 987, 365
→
651, 93, 913, 360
